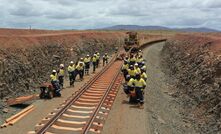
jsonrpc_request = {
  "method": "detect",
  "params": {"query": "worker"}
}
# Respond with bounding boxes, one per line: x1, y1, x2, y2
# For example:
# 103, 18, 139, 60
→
68, 61, 75, 86
96, 52, 100, 68
134, 63, 141, 74
84, 55, 91, 75
92, 54, 97, 73
138, 50, 143, 56
124, 56, 129, 63
141, 68, 147, 81
78, 58, 85, 77
50, 70, 61, 97
134, 73, 146, 109
103, 53, 109, 66
57, 64, 65, 89
129, 55, 136, 65
115, 47, 119, 53
141, 62, 147, 72
137, 55, 144, 67
124, 75, 134, 95
75, 62, 84, 81
121, 61, 129, 79
127, 65, 137, 79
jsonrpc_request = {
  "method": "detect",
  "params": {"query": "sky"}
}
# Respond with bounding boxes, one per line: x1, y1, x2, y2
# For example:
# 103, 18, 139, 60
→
0, 0, 220, 30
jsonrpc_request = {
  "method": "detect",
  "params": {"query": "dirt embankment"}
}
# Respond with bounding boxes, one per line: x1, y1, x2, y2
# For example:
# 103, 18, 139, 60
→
161, 34, 221, 133
0, 30, 125, 99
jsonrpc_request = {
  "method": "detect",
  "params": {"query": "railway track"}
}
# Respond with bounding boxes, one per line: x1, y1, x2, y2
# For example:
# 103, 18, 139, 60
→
31, 57, 123, 134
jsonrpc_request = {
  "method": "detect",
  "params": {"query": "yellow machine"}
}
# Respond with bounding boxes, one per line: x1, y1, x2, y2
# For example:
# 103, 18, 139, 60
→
124, 32, 139, 53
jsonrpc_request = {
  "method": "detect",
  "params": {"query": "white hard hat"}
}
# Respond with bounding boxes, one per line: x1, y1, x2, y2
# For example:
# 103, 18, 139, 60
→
60, 64, 64, 67
52, 70, 56, 73
135, 63, 138, 66
70, 61, 74, 64
94, 54, 96, 56
80, 58, 83, 60
87, 54, 89, 57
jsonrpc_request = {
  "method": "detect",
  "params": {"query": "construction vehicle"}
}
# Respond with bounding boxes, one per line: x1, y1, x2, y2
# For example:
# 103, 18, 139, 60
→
124, 32, 139, 53
39, 83, 55, 99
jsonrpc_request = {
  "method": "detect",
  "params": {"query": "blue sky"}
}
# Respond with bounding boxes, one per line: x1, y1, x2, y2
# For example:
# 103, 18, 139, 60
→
0, 0, 220, 30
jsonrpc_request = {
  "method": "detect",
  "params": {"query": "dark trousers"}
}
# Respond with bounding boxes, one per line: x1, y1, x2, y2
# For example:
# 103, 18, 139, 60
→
103, 59, 108, 66
58, 76, 64, 88
135, 87, 144, 105
122, 69, 128, 80
69, 71, 75, 86
93, 62, 96, 72
51, 80, 61, 96
85, 63, 90, 74
96, 59, 100, 68
75, 70, 83, 80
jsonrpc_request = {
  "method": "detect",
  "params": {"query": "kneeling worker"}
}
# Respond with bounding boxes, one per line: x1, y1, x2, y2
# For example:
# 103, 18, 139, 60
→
50, 70, 61, 97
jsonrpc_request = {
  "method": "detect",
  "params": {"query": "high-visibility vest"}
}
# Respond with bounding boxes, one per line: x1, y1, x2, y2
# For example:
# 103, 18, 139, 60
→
76, 65, 83, 70
50, 74, 57, 81
127, 69, 137, 77
96, 54, 100, 60
130, 57, 136, 62
77, 61, 85, 67
141, 72, 147, 80
134, 78, 146, 88
122, 64, 129, 70
58, 69, 65, 76
127, 78, 135, 87
92, 56, 97, 62
84, 57, 91, 63
68, 65, 75, 72
135, 67, 141, 74
137, 58, 144, 63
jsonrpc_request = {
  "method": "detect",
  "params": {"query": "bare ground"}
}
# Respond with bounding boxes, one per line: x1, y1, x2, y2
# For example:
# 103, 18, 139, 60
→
102, 42, 197, 134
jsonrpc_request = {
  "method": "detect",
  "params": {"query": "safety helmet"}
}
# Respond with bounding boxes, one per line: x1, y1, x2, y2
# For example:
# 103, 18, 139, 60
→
52, 70, 56, 73
139, 50, 142, 52
80, 58, 83, 61
70, 61, 74, 64
105, 53, 107, 55
60, 64, 64, 68
125, 75, 131, 81
135, 63, 138, 66
94, 54, 96, 56
87, 54, 90, 57
129, 65, 134, 69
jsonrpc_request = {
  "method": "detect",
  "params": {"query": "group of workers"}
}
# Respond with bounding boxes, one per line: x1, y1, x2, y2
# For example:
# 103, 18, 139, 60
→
121, 50, 147, 109
50, 52, 109, 97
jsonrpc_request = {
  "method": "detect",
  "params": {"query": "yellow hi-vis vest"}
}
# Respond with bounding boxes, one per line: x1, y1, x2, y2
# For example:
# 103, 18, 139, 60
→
137, 58, 144, 63
58, 69, 64, 76
127, 78, 135, 87
130, 57, 136, 62
76, 65, 84, 70
68, 65, 75, 72
122, 64, 129, 70
141, 72, 147, 80
84, 57, 91, 63
135, 67, 141, 74
134, 78, 146, 88
128, 69, 137, 77
50, 74, 57, 81
103, 55, 109, 60
92, 56, 97, 62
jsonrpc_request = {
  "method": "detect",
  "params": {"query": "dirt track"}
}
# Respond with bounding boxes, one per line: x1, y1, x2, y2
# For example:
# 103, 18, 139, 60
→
103, 42, 197, 134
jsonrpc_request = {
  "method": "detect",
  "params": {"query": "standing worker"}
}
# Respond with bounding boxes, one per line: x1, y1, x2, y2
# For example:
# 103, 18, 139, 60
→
103, 53, 109, 66
68, 61, 75, 86
92, 54, 97, 73
79, 58, 85, 78
57, 64, 65, 89
75, 62, 84, 81
96, 52, 100, 68
121, 61, 129, 79
50, 70, 61, 97
84, 54, 91, 75
134, 74, 146, 109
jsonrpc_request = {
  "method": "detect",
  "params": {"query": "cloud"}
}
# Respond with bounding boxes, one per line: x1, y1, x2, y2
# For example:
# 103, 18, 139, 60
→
0, 0, 220, 30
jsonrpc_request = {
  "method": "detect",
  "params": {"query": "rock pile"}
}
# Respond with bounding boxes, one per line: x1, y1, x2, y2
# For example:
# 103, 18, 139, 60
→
161, 35, 221, 134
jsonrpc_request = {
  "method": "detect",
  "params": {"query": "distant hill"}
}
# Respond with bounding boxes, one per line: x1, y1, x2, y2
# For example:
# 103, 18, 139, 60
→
100, 25, 220, 32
